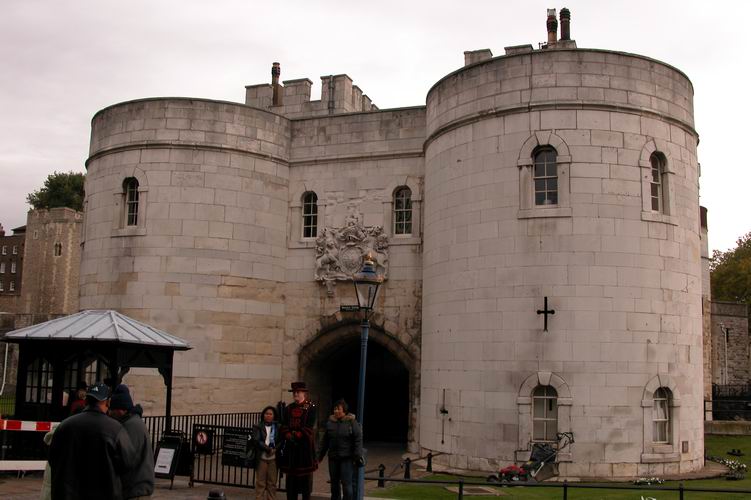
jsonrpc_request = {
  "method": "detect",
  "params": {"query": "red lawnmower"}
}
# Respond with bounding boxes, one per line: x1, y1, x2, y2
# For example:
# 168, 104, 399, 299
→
487, 432, 574, 483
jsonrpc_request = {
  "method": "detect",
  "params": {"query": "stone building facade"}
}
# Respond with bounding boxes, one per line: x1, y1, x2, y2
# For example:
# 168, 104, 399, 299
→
0, 208, 83, 398
81, 10, 704, 477
0, 225, 25, 311
19, 208, 82, 318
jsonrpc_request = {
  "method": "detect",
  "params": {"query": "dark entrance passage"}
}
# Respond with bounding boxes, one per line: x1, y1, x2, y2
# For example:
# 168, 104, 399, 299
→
307, 338, 409, 443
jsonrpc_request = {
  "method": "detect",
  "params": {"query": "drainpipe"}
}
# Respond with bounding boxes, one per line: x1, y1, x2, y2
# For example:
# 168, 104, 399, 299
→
721, 324, 730, 385
0, 343, 8, 395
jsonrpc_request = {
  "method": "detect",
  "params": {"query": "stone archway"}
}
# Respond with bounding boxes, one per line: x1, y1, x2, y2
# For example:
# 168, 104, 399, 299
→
299, 320, 417, 445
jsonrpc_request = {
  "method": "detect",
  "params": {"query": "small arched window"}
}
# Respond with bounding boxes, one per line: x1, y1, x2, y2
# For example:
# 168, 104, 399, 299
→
25, 358, 53, 404
54, 242, 62, 256
302, 192, 318, 238
653, 387, 671, 443
532, 385, 558, 442
393, 187, 412, 235
649, 153, 667, 213
534, 147, 558, 206
123, 177, 140, 226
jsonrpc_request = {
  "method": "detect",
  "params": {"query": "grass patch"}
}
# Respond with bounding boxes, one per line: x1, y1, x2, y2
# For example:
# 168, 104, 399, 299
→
369, 435, 751, 499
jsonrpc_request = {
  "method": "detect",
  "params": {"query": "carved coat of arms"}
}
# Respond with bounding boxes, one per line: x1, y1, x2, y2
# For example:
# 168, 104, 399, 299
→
314, 213, 389, 283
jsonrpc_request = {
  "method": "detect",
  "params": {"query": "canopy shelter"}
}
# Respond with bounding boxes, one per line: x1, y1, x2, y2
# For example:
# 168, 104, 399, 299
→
3, 310, 190, 426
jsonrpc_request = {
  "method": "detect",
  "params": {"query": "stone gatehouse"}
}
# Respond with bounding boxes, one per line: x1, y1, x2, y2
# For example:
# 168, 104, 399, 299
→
80, 9, 704, 477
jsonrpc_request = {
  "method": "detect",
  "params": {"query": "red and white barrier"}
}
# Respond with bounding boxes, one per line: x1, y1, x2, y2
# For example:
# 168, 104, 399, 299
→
0, 419, 58, 432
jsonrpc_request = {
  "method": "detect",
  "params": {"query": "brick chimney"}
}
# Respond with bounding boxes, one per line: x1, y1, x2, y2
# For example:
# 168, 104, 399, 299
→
546, 9, 558, 45
0, 223, 5, 237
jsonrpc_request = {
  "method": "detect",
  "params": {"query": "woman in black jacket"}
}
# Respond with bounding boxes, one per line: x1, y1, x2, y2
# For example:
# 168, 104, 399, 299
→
253, 406, 280, 500
318, 399, 363, 500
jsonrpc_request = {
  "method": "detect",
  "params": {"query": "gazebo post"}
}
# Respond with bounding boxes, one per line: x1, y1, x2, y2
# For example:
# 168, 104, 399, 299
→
159, 351, 174, 432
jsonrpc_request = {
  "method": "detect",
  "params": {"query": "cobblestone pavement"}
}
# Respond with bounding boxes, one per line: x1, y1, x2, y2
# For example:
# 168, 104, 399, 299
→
0, 442, 406, 500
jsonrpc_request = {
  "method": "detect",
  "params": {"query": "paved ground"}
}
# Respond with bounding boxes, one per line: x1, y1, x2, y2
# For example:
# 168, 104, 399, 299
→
0, 442, 406, 500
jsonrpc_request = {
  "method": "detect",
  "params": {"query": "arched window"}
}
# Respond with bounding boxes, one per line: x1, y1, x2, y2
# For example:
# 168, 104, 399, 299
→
533, 147, 558, 206
302, 192, 318, 238
653, 387, 671, 443
25, 358, 53, 404
393, 187, 412, 235
123, 177, 140, 226
54, 242, 62, 256
649, 153, 667, 213
532, 385, 558, 442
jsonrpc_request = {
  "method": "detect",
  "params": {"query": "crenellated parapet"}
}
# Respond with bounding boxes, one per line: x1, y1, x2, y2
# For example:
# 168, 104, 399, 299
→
245, 65, 378, 118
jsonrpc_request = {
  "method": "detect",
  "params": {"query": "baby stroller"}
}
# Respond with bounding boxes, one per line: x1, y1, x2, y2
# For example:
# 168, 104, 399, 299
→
488, 432, 574, 483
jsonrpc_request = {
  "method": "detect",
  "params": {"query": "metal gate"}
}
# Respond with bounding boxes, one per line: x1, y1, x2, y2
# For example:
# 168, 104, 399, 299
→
190, 423, 286, 491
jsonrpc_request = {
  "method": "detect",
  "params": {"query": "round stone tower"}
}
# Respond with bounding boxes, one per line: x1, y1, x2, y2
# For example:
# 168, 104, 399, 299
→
82, 98, 290, 413
420, 47, 703, 477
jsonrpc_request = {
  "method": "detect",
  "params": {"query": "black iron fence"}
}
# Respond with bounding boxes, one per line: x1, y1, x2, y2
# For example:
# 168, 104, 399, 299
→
712, 384, 751, 420
368, 475, 751, 499
190, 423, 287, 490
142, 411, 261, 453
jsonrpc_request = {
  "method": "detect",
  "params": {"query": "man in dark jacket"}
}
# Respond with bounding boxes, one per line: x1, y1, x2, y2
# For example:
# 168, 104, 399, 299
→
109, 384, 155, 499
49, 382, 136, 500
318, 399, 363, 500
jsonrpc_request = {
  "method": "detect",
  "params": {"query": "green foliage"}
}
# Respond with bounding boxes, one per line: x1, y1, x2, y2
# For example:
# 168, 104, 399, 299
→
711, 232, 751, 305
26, 171, 85, 211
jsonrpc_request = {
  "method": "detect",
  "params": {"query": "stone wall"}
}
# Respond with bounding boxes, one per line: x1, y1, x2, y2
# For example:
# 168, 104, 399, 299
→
20, 208, 82, 315
710, 301, 749, 386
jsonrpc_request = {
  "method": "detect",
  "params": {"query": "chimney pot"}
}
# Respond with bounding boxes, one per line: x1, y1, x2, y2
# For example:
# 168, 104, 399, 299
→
271, 62, 282, 106
546, 9, 558, 45
560, 8, 571, 41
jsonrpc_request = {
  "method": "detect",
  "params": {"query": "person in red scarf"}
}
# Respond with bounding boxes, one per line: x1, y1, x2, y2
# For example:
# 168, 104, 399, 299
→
278, 381, 318, 500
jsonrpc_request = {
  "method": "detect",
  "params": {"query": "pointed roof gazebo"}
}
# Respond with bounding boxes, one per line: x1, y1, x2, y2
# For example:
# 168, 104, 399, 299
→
4, 310, 190, 426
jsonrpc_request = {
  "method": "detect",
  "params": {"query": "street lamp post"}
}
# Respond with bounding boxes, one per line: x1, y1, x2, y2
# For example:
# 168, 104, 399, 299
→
351, 254, 383, 500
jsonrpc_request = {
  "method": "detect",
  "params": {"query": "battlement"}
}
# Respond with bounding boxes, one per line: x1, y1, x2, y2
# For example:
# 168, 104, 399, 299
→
245, 66, 378, 118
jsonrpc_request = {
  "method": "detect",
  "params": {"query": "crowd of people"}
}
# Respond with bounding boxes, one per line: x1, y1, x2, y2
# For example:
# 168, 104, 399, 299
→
43, 382, 154, 500
252, 381, 364, 500
41, 379, 362, 500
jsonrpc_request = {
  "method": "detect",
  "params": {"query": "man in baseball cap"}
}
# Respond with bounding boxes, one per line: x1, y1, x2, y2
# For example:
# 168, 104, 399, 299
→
109, 384, 155, 499
49, 382, 136, 499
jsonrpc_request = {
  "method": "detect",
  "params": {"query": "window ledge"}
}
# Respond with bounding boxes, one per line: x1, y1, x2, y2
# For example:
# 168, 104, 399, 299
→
641, 451, 680, 463
517, 207, 572, 219
289, 239, 317, 250
390, 236, 421, 246
641, 211, 678, 226
112, 227, 147, 237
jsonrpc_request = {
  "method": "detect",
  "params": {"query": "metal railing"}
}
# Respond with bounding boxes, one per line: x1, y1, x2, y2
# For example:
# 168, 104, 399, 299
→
142, 411, 261, 452
367, 474, 751, 499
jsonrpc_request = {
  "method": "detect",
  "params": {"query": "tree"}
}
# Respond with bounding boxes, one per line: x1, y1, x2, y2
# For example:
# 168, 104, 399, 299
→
710, 232, 751, 305
26, 171, 85, 212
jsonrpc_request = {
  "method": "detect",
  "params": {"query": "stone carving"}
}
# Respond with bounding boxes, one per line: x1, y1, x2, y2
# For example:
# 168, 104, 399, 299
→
314, 213, 389, 287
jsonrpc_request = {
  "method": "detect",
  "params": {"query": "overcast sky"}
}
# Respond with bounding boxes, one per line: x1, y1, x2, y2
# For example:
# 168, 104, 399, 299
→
1, 0, 747, 254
